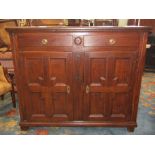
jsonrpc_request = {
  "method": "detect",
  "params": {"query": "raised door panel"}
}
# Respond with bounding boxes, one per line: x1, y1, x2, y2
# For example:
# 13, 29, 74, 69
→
20, 52, 50, 121
108, 51, 138, 121
48, 52, 73, 121
84, 52, 108, 121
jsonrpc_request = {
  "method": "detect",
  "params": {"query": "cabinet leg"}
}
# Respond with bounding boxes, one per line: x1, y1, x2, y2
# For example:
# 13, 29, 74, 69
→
127, 127, 135, 132
20, 126, 29, 131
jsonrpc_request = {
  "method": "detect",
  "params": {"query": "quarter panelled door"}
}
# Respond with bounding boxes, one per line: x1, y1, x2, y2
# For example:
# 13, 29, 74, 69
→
20, 51, 73, 122
84, 51, 138, 121
48, 52, 73, 121
108, 51, 138, 121
21, 52, 49, 121
84, 52, 108, 121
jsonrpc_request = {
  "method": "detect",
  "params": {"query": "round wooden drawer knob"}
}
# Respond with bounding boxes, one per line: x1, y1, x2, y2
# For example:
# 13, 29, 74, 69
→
109, 38, 116, 45
74, 37, 82, 45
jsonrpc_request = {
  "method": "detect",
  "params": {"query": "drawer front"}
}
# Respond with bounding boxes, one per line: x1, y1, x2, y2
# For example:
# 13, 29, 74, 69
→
18, 33, 73, 48
84, 33, 140, 47
17, 32, 140, 49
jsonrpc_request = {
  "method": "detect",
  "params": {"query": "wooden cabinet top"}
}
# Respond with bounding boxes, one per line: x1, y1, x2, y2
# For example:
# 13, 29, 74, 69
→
6, 26, 151, 33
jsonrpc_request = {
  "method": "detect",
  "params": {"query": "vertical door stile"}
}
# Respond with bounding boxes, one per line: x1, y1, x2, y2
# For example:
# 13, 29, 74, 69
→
46, 56, 53, 117
67, 52, 73, 120
107, 55, 115, 119
83, 52, 90, 120
47, 52, 73, 121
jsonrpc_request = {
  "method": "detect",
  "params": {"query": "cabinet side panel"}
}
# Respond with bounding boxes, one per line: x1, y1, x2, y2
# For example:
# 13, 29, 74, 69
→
131, 32, 149, 121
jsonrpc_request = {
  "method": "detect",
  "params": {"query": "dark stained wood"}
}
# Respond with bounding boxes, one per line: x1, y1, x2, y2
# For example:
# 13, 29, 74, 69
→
140, 19, 155, 33
20, 126, 29, 131
6, 26, 151, 32
6, 26, 150, 131
19, 51, 73, 122
19, 121, 137, 127
83, 51, 138, 122
84, 32, 140, 47
18, 33, 73, 48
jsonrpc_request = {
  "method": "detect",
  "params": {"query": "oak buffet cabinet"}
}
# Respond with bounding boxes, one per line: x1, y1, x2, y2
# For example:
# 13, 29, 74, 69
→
7, 26, 150, 131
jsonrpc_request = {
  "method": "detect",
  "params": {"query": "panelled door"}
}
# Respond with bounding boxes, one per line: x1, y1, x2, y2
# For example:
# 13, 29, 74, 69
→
107, 51, 138, 121
84, 51, 138, 121
48, 52, 73, 121
20, 51, 73, 122
84, 52, 108, 121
